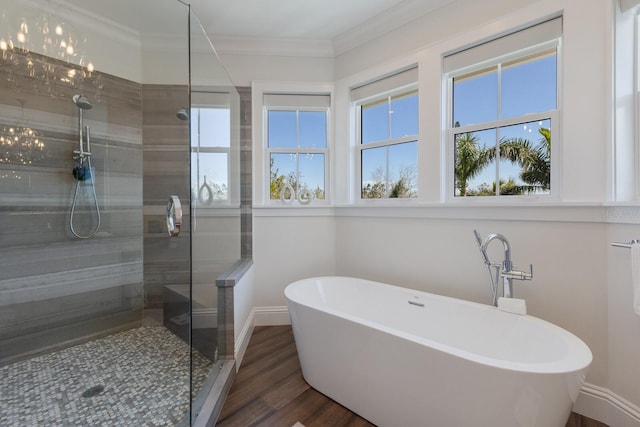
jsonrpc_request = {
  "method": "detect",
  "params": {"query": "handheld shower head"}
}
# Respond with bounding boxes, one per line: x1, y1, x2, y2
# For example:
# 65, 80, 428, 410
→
176, 107, 189, 121
72, 94, 93, 110
473, 229, 491, 266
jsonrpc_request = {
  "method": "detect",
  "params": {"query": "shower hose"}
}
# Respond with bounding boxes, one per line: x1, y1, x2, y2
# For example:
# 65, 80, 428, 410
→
70, 156, 101, 239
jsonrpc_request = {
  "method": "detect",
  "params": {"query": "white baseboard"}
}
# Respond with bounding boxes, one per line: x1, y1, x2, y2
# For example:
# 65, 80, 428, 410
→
574, 383, 640, 426
234, 309, 255, 372
234, 306, 290, 372
253, 306, 291, 326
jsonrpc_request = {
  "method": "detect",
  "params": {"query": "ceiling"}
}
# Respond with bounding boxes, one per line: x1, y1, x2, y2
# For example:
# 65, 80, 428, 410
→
55, 0, 454, 56
189, 0, 408, 39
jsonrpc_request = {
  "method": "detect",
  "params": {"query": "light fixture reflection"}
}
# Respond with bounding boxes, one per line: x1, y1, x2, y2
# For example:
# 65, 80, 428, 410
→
0, 125, 46, 166
1, 13, 100, 99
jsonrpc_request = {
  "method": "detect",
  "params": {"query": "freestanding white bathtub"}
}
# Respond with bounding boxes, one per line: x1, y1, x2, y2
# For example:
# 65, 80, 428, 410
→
285, 276, 592, 427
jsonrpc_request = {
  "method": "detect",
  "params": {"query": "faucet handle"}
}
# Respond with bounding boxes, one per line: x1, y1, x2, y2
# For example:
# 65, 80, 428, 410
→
503, 264, 533, 281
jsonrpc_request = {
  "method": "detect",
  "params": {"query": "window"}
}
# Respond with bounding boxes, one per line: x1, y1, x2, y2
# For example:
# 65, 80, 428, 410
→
445, 17, 561, 198
613, 1, 640, 200
191, 92, 231, 205
265, 94, 329, 204
353, 67, 419, 199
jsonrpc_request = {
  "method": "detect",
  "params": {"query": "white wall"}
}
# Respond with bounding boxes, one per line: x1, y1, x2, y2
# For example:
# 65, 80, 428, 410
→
234, 263, 254, 364
252, 212, 336, 307
218, 54, 334, 87
334, 209, 611, 387
246, 0, 640, 424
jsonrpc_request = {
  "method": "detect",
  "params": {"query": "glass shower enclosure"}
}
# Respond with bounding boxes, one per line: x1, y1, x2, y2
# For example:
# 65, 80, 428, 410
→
0, 0, 241, 425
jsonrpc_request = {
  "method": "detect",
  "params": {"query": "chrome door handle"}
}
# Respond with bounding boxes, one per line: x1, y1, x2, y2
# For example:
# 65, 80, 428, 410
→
166, 195, 182, 237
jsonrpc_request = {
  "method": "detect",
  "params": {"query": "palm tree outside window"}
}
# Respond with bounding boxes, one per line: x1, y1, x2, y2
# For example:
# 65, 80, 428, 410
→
446, 17, 561, 198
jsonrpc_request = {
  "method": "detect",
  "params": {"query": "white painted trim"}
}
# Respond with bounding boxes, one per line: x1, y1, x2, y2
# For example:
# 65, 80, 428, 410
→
574, 383, 640, 427
251, 81, 335, 206
234, 309, 255, 372
234, 306, 290, 372
254, 306, 291, 326
332, 0, 456, 56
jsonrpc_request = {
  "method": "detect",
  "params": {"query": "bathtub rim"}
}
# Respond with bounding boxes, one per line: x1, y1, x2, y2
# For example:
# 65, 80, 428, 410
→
285, 275, 593, 375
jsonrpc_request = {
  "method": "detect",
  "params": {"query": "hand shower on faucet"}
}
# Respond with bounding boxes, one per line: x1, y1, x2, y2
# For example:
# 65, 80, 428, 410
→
473, 230, 533, 304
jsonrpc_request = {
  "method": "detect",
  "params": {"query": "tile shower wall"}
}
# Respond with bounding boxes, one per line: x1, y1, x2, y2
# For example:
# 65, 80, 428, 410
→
141, 84, 190, 309
0, 52, 144, 363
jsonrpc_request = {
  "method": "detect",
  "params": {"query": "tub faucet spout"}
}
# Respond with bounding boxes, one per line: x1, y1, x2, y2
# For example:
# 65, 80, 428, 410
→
479, 232, 533, 301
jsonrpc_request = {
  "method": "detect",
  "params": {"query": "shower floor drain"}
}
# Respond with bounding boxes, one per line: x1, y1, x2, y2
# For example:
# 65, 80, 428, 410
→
81, 385, 105, 398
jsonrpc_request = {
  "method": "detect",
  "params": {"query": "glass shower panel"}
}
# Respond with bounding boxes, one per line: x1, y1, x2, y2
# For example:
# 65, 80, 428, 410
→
0, 0, 199, 425
188, 9, 242, 420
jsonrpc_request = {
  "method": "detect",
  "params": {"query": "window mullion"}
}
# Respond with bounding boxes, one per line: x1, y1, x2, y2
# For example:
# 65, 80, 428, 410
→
386, 96, 392, 195
361, 136, 417, 150
452, 112, 555, 134
197, 108, 201, 194
496, 63, 502, 196
296, 110, 300, 189
387, 96, 393, 142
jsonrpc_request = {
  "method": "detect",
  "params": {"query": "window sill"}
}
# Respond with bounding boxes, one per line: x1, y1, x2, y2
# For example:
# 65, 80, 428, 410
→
253, 202, 640, 224
253, 204, 335, 217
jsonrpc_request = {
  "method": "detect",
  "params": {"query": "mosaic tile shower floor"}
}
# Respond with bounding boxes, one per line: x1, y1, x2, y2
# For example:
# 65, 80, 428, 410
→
0, 326, 213, 426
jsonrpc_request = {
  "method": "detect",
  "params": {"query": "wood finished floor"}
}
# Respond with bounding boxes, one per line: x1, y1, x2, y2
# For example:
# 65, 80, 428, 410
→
216, 325, 374, 427
216, 326, 607, 427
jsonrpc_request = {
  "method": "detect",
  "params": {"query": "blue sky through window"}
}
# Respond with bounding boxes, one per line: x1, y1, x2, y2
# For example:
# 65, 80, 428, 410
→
360, 92, 418, 196
266, 49, 556, 200
453, 52, 556, 195
268, 110, 327, 195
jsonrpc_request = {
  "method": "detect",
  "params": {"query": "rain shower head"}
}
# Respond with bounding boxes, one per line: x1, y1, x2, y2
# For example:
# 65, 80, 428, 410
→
72, 94, 93, 110
176, 107, 189, 121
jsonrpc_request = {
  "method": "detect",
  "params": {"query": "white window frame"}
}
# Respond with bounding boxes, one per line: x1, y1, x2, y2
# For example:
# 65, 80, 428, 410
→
612, 1, 640, 201
444, 18, 562, 202
263, 93, 331, 205
636, 11, 640, 200
352, 67, 419, 202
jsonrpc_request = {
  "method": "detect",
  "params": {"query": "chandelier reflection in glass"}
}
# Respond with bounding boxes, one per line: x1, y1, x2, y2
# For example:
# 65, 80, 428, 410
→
0, 12, 102, 99
0, 125, 45, 166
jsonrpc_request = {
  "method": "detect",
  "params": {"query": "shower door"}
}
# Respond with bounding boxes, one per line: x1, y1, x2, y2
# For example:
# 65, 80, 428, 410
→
0, 0, 230, 425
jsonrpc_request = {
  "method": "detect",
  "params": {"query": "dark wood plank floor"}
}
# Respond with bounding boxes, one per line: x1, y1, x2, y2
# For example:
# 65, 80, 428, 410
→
216, 326, 607, 427
216, 325, 374, 427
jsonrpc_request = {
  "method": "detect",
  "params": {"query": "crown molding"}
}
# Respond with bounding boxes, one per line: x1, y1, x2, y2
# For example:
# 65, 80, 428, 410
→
211, 35, 334, 58
20, 0, 141, 50
332, 0, 455, 56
